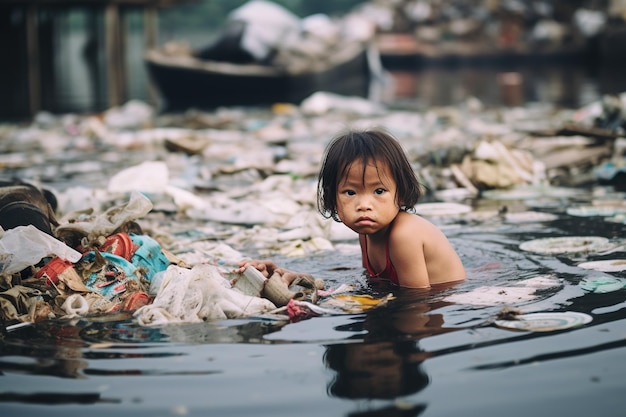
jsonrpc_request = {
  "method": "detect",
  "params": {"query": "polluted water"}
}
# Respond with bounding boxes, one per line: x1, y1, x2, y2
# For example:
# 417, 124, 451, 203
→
1, 90, 626, 417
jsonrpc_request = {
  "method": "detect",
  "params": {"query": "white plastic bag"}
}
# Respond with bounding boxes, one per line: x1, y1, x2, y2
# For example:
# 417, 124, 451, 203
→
134, 264, 277, 326
0, 225, 81, 274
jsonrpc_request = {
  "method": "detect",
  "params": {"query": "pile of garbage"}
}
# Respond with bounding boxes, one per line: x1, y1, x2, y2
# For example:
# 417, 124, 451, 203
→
164, 0, 377, 73
1, 89, 625, 329
0, 186, 394, 328
362, 0, 626, 58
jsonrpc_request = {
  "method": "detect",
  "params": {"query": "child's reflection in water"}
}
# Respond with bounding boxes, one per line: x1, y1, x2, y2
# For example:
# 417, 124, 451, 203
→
324, 340, 429, 400
323, 298, 456, 416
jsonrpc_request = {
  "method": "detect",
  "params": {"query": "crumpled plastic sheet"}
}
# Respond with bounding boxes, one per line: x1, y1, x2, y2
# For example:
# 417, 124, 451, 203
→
0, 225, 82, 274
55, 191, 153, 242
133, 264, 277, 326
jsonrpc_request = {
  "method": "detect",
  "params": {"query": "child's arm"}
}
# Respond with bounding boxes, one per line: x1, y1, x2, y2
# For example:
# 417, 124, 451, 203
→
388, 221, 431, 288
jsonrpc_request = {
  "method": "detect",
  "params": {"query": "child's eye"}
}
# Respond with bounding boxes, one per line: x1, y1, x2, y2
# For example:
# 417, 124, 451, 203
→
344, 190, 356, 196
374, 188, 386, 195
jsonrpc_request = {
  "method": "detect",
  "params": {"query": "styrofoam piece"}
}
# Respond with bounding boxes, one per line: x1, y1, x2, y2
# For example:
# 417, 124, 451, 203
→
232, 266, 268, 297
577, 259, 626, 272
519, 236, 611, 255
495, 311, 592, 332
444, 286, 538, 306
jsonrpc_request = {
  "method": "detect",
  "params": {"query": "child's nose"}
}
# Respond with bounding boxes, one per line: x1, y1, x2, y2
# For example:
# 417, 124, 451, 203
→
356, 195, 373, 211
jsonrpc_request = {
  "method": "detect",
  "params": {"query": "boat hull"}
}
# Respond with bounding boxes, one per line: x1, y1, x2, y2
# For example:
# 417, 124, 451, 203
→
145, 45, 374, 111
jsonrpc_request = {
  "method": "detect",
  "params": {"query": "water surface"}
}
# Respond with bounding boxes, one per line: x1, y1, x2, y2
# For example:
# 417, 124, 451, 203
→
2, 191, 625, 416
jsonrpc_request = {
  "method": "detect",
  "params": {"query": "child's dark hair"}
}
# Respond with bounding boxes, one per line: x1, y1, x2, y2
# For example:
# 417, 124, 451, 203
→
317, 128, 422, 222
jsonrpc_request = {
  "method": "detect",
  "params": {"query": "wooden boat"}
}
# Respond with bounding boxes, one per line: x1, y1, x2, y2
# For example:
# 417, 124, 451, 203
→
145, 41, 378, 112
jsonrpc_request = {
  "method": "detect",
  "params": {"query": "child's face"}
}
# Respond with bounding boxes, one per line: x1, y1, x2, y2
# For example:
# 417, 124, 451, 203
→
335, 159, 400, 237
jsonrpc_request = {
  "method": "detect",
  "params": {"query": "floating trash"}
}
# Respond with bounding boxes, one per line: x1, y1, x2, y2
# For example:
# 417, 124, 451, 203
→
495, 311, 592, 332
81, 251, 139, 299
434, 187, 475, 201
594, 161, 626, 185
579, 276, 626, 293
482, 188, 543, 200
443, 275, 562, 306
482, 186, 581, 201
323, 293, 395, 313
566, 205, 626, 217
577, 259, 626, 272
101, 232, 137, 259
35, 256, 79, 286
504, 211, 559, 223
525, 198, 566, 209
519, 236, 611, 255
460, 209, 500, 222
444, 286, 539, 306
517, 275, 563, 288
129, 234, 170, 281
414, 202, 472, 217
187, 204, 275, 226
606, 213, 626, 224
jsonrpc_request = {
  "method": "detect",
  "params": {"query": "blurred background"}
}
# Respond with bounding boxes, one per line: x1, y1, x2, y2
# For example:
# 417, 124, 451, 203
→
1, 0, 625, 120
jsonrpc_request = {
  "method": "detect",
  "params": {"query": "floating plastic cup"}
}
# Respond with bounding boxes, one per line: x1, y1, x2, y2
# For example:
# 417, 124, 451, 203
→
129, 234, 169, 282
35, 256, 79, 286
101, 232, 138, 260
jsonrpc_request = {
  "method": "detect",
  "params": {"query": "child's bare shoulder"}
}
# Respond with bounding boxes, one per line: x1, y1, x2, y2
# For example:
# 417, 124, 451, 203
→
392, 212, 448, 240
395, 211, 437, 228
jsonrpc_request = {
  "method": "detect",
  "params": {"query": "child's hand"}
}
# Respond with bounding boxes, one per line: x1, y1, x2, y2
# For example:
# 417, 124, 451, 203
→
237, 259, 281, 278
237, 259, 317, 287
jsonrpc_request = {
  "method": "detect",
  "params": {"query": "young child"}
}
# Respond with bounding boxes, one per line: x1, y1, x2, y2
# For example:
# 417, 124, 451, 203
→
240, 128, 466, 289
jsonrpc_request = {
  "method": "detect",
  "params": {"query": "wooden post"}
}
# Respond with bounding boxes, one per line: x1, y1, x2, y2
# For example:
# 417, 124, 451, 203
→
144, 4, 158, 49
144, 4, 158, 106
26, 4, 41, 115
104, 2, 123, 107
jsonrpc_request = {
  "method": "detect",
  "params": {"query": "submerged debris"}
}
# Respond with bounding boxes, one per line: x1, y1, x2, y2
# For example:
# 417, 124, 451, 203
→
495, 307, 524, 321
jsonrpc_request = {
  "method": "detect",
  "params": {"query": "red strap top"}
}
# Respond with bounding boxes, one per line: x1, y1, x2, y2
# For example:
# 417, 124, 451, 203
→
361, 235, 399, 285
